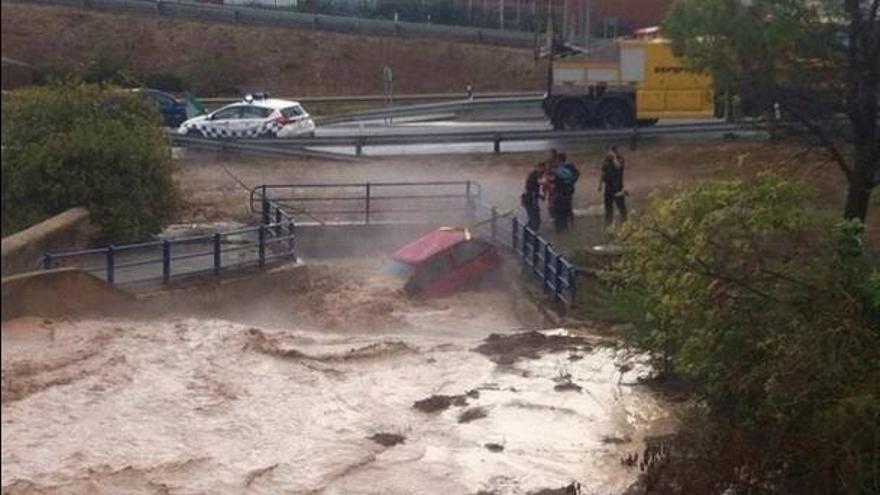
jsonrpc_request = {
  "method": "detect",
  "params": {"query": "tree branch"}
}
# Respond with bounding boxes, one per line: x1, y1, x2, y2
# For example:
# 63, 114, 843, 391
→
644, 225, 782, 303
775, 96, 854, 181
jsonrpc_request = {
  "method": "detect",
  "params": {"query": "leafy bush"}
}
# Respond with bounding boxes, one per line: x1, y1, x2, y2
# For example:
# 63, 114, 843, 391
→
613, 173, 879, 493
33, 64, 73, 86
2, 84, 178, 242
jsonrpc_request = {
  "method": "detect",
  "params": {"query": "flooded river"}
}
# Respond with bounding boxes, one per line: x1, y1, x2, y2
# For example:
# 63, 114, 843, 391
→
2, 262, 674, 494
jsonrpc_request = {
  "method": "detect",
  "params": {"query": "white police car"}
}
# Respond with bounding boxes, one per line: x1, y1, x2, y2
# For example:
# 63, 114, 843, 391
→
178, 94, 316, 139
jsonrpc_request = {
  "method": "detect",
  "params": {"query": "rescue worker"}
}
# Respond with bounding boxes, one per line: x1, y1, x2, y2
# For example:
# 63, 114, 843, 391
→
522, 161, 546, 231
552, 152, 580, 232
599, 145, 627, 227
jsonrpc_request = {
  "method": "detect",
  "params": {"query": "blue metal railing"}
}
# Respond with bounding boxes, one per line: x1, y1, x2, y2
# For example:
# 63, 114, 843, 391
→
510, 217, 578, 306
42, 210, 297, 287
250, 181, 482, 225
469, 200, 578, 307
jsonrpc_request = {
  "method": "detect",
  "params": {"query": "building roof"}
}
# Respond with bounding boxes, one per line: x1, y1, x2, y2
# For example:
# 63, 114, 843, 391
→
391, 228, 469, 264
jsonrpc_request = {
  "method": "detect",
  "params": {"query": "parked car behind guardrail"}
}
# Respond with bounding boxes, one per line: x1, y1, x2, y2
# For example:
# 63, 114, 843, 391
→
131, 88, 189, 128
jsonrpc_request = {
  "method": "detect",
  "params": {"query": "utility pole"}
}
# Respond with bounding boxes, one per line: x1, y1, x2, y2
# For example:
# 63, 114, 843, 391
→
500, 0, 505, 30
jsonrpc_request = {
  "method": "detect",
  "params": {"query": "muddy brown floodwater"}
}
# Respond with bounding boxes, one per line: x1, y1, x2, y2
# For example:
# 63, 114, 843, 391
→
2, 259, 676, 494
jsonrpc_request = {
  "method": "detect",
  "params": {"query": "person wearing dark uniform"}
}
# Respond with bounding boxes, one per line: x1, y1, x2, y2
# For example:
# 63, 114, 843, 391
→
522, 162, 546, 231
551, 152, 580, 232
599, 145, 627, 227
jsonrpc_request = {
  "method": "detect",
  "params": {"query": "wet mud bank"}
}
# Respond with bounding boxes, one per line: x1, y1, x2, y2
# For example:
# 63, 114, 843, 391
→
2, 258, 676, 494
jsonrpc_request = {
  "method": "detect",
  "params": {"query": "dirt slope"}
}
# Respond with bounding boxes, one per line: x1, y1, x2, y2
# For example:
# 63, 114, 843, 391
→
0, 2, 546, 95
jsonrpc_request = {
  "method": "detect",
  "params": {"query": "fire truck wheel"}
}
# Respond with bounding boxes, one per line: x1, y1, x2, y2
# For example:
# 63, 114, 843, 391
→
598, 101, 635, 129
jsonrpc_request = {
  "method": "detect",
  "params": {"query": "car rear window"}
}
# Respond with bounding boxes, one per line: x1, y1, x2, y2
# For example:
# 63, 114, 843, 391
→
415, 253, 454, 286
450, 240, 490, 266
281, 106, 304, 118
146, 91, 175, 109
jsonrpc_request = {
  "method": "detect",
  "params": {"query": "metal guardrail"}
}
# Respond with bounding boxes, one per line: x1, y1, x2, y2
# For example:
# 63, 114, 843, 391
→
16, 0, 539, 48
171, 120, 752, 157
170, 133, 358, 160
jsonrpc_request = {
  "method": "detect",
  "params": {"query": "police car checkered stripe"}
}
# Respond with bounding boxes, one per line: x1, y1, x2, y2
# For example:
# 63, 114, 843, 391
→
183, 120, 284, 139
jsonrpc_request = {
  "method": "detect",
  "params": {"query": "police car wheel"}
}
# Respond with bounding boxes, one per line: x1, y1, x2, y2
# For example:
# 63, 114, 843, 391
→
186, 128, 205, 138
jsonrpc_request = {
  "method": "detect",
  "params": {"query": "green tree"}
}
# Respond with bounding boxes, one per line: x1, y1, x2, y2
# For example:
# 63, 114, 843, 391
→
614, 173, 879, 493
2, 84, 178, 242
664, 0, 879, 221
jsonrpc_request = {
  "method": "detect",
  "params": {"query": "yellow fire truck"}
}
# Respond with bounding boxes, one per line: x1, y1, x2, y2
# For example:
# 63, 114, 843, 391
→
543, 31, 716, 129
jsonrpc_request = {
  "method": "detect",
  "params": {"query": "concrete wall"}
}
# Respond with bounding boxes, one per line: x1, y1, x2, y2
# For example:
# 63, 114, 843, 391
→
1, 207, 97, 277
1, 267, 135, 321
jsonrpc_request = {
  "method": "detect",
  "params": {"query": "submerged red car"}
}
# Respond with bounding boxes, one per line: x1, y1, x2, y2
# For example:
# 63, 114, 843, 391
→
385, 227, 500, 297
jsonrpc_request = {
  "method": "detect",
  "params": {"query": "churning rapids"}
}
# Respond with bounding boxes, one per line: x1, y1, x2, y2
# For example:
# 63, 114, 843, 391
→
2, 261, 675, 494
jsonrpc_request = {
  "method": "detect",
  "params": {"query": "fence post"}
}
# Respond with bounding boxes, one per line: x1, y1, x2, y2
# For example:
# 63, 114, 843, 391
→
531, 232, 540, 273
162, 240, 171, 284
555, 255, 564, 302
511, 217, 519, 254
261, 197, 270, 225
520, 226, 531, 275
275, 209, 283, 237
543, 244, 552, 292
106, 246, 115, 285
365, 183, 371, 224
493, 134, 501, 154
287, 219, 295, 257
466, 181, 476, 221
213, 233, 222, 277
43, 254, 53, 270
630, 127, 639, 150
490, 206, 498, 242
568, 264, 578, 308
355, 137, 364, 157
258, 225, 266, 267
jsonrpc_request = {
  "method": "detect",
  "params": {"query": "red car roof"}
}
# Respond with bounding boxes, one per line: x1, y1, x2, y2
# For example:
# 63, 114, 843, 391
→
391, 228, 470, 264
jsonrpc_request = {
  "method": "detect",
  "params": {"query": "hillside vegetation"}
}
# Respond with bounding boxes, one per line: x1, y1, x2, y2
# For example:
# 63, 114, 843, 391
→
1, 3, 545, 96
